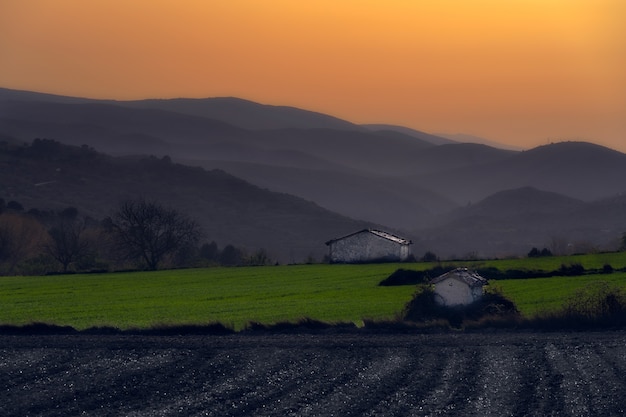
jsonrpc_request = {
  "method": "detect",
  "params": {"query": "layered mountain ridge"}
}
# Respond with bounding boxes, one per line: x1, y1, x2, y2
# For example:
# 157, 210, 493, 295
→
2, 87, 625, 258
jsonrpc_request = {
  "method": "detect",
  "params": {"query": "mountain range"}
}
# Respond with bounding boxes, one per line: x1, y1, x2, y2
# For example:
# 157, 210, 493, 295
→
1, 87, 625, 259
0, 139, 372, 263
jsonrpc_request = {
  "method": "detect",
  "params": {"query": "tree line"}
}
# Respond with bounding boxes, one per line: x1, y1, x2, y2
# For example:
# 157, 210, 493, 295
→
0, 198, 273, 275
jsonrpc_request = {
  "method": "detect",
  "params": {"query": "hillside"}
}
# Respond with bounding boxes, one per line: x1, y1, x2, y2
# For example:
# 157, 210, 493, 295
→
0, 88, 365, 132
410, 142, 626, 204
0, 140, 373, 262
122, 96, 364, 131
183, 159, 457, 229
447, 187, 585, 219
413, 187, 626, 258
0, 97, 437, 175
0, 87, 455, 229
362, 124, 457, 146
3, 88, 626, 259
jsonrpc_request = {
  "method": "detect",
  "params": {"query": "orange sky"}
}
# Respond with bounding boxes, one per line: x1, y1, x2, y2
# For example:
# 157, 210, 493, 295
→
1, 1, 625, 151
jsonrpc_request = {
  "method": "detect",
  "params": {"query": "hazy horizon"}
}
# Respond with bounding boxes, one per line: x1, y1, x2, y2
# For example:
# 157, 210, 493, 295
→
2, 1, 624, 152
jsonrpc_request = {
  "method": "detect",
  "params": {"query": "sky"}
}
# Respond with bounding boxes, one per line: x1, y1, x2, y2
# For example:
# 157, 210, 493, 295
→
1, 1, 625, 152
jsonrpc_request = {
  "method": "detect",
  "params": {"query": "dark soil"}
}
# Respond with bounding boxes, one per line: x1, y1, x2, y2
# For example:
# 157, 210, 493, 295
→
1, 331, 626, 416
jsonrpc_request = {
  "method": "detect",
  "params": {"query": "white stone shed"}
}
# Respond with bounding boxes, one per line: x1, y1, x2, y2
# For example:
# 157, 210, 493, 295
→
325, 229, 412, 263
430, 268, 487, 306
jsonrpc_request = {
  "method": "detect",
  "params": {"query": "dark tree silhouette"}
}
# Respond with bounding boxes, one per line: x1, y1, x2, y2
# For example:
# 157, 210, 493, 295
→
421, 251, 439, 262
540, 248, 553, 257
44, 211, 90, 272
200, 241, 220, 262
248, 248, 272, 266
109, 199, 201, 270
528, 247, 540, 258
219, 244, 244, 266
528, 247, 552, 258
6, 200, 23, 212
0, 212, 47, 273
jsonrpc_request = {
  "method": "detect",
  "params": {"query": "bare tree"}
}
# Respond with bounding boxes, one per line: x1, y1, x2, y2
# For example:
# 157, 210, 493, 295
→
43, 211, 90, 272
549, 235, 570, 256
109, 199, 202, 270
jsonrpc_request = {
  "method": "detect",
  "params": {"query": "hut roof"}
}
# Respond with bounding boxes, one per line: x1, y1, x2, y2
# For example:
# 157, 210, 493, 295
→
430, 268, 487, 287
325, 229, 412, 246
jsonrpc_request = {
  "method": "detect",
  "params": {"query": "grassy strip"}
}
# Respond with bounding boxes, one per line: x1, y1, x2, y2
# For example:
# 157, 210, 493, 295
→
2, 254, 626, 332
0, 264, 415, 330
458, 252, 626, 273
493, 272, 626, 316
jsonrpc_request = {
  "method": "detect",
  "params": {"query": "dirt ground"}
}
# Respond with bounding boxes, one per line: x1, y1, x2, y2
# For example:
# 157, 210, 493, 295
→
1, 330, 626, 416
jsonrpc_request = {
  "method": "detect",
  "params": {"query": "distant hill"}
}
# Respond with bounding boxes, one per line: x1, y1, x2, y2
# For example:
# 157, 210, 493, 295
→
447, 187, 585, 219
0, 87, 93, 104
182, 159, 457, 230
0, 87, 363, 132
0, 101, 438, 175
412, 187, 626, 258
410, 142, 626, 204
362, 124, 456, 146
3, 88, 626, 259
0, 139, 373, 262
434, 132, 524, 151
123, 97, 365, 131
394, 143, 516, 177
0, 87, 452, 230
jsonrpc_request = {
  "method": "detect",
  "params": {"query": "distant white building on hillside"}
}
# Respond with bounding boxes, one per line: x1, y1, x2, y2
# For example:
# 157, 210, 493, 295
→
430, 268, 487, 306
325, 229, 412, 263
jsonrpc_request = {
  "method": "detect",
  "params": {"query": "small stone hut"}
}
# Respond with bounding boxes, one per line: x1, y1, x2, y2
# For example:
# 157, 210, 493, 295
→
430, 268, 487, 306
325, 229, 412, 263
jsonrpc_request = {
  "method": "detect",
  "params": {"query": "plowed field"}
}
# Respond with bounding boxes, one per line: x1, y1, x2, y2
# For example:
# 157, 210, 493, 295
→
1, 331, 626, 416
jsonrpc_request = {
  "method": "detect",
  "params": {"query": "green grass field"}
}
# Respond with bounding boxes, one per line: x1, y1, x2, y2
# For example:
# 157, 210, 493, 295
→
455, 251, 626, 272
2, 253, 626, 330
0, 264, 416, 330
493, 272, 626, 316
455, 253, 626, 317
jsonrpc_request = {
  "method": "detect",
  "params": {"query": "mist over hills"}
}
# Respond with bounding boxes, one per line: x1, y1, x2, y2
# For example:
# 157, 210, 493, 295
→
184, 159, 457, 230
411, 141, 626, 205
123, 97, 364, 131
0, 139, 371, 262
2, 87, 626, 258
435, 132, 525, 151
362, 124, 457, 146
415, 187, 626, 257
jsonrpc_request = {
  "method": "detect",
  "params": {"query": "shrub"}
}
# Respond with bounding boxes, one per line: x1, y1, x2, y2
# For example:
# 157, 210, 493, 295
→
467, 285, 520, 319
558, 263, 585, 276
475, 266, 506, 280
379, 269, 428, 286
562, 281, 626, 323
379, 266, 455, 286
401, 284, 520, 328
138, 322, 235, 335
529, 247, 553, 257
243, 318, 357, 333
401, 285, 441, 322
421, 251, 439, 262
530, 281, 626, 330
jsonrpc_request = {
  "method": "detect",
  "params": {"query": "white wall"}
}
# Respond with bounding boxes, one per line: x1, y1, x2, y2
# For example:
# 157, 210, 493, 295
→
329, 231, 408, 263
433, 277, 480, 306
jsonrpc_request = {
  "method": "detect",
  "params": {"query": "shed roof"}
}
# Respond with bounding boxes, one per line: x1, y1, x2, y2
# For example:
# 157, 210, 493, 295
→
325, 229, 412, 246
430, 268, 487, 287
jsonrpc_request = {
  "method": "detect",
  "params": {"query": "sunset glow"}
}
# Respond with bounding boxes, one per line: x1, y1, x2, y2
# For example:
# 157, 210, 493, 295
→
1, 0, 624, 151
